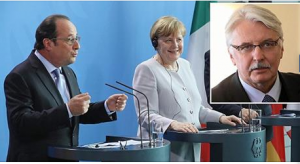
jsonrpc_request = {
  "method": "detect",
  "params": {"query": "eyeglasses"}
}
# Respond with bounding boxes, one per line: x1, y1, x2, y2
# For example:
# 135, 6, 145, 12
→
230, 37, 281, 54
51, 35, 81, 46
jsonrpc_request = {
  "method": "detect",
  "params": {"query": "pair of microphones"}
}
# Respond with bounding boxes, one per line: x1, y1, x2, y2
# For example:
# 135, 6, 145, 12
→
105, 81, 152, 148
240, 104, 256, 132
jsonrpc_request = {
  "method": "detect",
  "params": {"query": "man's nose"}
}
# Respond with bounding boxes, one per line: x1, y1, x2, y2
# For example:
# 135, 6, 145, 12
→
252, 45, 264, 61
73, 40, 80, 50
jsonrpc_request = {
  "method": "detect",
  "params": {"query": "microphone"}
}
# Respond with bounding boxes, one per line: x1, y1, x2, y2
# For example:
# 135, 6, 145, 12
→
116, 81, 152, 147
105, 83, 144, 148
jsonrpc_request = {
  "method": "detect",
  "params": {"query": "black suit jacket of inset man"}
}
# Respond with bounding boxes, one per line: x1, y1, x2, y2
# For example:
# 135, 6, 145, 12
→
4, 50, 117, 161
212, 71, 300, 103
205, 50, 273, 141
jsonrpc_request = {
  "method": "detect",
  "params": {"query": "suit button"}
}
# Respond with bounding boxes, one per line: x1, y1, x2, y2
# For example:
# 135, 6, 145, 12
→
192, 123, 195, 125
187, 98, 190, 102
190, 110, 193, 114
182, 87, 186, 91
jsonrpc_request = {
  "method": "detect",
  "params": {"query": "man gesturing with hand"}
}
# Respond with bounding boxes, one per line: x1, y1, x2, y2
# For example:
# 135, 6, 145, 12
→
4, 14, 128, 162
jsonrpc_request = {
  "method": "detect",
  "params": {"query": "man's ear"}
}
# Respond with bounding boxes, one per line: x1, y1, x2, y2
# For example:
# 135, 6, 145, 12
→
43, 38, 53, 51
280, 46, 284, 59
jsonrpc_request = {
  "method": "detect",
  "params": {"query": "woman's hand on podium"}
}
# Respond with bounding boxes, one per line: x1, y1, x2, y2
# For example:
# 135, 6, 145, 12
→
219, 115, 242, 126
168, 121, 199, 133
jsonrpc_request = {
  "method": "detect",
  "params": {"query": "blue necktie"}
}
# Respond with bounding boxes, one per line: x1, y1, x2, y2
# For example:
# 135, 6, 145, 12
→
262, 95, 276, 102
53, 69, 69, 103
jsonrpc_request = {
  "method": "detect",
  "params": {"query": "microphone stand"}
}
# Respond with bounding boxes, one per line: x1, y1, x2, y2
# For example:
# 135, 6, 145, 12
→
105, 83, 144, 148
248, 104, 251, 131
116, 81, 152, 146
240, 105, 244, 133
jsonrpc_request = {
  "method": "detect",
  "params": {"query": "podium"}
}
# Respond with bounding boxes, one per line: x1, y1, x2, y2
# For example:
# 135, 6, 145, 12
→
261, 110, 300, 162
48, 136, 170, 161
164, 122, 266, 162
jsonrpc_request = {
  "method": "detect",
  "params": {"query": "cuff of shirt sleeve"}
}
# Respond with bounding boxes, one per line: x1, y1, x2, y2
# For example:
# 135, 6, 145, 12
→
219, 114, 226, 124
105, 100, 115, 115
66, 103, 73, 118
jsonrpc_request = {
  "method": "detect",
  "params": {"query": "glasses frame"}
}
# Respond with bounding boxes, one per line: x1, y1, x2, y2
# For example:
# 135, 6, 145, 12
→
230, 37, 281, 54
51, 35, 81, 46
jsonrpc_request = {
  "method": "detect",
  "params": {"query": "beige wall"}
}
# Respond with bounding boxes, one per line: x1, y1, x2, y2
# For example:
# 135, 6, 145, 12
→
211, 3, 300, 88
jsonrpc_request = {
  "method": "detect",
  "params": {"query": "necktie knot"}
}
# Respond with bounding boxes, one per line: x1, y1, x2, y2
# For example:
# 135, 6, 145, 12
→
262, 94, 276, 102
52, 69, 60, 84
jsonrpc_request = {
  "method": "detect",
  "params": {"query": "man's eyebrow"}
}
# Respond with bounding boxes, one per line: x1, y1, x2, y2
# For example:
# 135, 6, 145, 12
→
261, 38, 277, 42
238, 38, 277, 45
236, 42, 252, 46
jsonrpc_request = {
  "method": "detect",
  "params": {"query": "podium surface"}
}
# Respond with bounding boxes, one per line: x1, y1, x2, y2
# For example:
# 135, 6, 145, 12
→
261, 115, 300, 162
48, 136, 170, 161
164, 122, 266, 162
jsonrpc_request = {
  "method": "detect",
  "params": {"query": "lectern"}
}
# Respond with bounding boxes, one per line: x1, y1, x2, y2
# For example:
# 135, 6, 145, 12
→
164, 122, 266, 162
261, 109, 300, 162
48, 136, 170, 161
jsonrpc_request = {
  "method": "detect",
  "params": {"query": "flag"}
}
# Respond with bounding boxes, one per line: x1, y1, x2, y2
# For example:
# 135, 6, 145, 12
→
187, 1, 211, 109
187, 1, 212, 162
266, 104, 286, 162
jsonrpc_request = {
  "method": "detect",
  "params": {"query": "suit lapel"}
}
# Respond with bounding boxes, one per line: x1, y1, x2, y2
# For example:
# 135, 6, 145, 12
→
61, 66, 80, 130
29, 52, 64, 104
231, 72, 251, 102
61, 67, 79, 98
278, 72, 300, 102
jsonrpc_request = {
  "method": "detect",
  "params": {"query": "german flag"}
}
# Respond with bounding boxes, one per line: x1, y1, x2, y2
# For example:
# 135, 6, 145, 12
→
266, 104, 286, 162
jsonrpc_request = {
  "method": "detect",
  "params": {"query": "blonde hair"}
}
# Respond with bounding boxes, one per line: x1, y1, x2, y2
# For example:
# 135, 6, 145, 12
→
225, 4, 283, 47
150, 16, 186, 41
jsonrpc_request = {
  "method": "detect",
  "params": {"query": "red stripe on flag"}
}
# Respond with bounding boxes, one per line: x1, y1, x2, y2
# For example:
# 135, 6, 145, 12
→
270, 104, 286, 162
200, 124, 210, 162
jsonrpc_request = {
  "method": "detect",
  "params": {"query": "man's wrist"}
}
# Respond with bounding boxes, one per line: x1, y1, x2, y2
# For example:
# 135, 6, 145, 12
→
104, 100, 115, 115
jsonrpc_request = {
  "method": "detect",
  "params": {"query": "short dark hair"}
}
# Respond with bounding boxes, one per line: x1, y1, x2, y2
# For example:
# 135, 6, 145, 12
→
34, 14, 70, 50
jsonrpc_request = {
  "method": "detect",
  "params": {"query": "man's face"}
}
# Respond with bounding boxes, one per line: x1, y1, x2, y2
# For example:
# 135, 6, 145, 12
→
50, 19, 80, 67
229, 20, 284, 92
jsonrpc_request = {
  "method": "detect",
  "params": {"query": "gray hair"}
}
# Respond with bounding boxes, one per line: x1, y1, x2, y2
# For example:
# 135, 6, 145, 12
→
225, 4, 283, 47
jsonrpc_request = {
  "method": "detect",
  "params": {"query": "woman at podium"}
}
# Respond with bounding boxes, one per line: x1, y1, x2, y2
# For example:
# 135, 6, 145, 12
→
132, 16, 241, 162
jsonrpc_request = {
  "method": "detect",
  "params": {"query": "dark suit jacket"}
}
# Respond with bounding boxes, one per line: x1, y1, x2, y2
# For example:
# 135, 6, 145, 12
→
212, 71, 300, 103
208, 52, 273, 141
4, 50, 117, 161
204, 50, 242, 116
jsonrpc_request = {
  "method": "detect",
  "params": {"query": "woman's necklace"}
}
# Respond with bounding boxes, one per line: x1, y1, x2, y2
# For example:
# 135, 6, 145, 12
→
155, 54, 178, 72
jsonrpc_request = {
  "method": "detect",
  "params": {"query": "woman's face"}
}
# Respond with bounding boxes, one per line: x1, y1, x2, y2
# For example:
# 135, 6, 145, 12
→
156, 32, 184, 64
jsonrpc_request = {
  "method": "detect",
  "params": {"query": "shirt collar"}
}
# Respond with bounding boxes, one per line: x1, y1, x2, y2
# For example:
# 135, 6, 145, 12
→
34, 50, 61, 73
239, 73, 281, 102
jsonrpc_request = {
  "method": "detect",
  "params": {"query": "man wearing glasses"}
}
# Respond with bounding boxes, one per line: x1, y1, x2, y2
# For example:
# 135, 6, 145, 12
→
4, 14, 128, 161
212, 4, 300, 103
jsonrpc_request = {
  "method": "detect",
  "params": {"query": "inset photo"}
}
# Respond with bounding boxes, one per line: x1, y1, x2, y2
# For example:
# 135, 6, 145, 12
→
210, 3, 300, 104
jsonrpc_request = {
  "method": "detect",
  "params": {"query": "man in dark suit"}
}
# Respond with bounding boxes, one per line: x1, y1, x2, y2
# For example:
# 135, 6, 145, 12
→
4, 14, 128, 161
211, 4, 300, 103
205, 50, 272, 142
204, 50, 258, 122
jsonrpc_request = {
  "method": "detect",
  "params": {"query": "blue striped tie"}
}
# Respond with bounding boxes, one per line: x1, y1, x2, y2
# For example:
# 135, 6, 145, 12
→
53, 69, 69, 103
